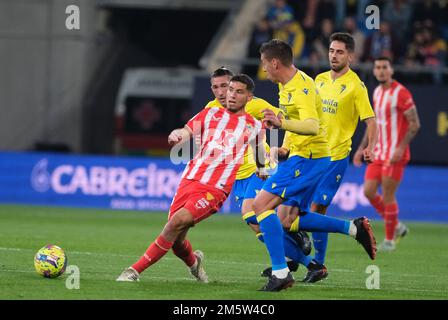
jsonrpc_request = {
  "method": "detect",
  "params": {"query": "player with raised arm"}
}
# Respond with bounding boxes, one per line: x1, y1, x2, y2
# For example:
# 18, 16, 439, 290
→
253, 39, 377, 291
116, 74, 267, 282
353, 57, 420, 251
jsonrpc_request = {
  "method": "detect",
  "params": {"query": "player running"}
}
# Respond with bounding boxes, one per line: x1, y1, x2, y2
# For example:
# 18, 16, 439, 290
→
116, 74, 267, 282
271, 33, 378, 282
253, 39, 377, 291
353, 57, 420, 252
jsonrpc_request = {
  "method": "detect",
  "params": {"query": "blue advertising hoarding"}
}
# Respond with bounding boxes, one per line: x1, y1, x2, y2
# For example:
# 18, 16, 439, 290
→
0, 151, 447, 223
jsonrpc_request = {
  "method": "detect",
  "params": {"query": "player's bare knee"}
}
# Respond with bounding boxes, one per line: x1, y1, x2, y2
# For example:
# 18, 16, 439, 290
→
169, 212, 193, 233
252, 198, 265, 215
364, 187, 376, 200
241, 199, 254, 215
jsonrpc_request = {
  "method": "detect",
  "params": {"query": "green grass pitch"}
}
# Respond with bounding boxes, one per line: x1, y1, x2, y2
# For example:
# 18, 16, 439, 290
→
0, 204, 447, 300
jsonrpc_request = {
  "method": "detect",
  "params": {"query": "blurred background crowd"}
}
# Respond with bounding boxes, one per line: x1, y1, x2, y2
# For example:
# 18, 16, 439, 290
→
246, 0, 448, 83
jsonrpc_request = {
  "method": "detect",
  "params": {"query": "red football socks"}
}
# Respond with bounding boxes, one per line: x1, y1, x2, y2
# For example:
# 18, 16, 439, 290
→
172, 239, 196, 267
384, 202, 399, 241
132, 235, 173, 274
370, 194, 385, 218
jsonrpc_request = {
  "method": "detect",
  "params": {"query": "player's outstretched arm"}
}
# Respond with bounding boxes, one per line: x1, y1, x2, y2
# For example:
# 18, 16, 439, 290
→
262, 109, 319, 135
168, 127, 192, 146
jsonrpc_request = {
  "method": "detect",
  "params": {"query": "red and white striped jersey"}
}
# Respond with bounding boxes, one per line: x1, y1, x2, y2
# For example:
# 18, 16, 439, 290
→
182, 107, 262, 194
372, 80, 416, 162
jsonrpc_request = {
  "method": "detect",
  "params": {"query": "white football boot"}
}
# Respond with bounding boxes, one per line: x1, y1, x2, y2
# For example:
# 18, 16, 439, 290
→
378, 239, 396, 252
394, 222, 409, 244
116, 267, 140, 282
190, 250, 209, 283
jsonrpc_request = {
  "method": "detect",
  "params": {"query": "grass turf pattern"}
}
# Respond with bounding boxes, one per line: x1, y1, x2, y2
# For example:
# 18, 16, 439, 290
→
0, 205, 447, 299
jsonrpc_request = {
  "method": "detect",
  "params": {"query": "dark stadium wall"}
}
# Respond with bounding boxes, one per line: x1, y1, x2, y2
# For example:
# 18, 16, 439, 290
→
82, 8, 227, 154
192, 77, 448, 166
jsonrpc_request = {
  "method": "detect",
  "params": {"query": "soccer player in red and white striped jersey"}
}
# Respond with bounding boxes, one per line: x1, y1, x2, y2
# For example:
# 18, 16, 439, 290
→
354, 57, 421, 251
116, 74, 267, 282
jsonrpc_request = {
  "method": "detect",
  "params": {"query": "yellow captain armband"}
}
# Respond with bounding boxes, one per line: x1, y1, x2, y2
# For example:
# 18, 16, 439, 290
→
280, 118, 319, 135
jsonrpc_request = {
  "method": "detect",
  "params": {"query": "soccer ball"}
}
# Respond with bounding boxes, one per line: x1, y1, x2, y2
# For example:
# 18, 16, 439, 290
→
34, 245, 67, 278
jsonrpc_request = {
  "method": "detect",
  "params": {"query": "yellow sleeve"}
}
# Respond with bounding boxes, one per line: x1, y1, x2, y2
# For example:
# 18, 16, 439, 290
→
281, 131, 291, 150
354, 82, 376, 120
246, 98, 280, 120
204, 99, 224, 109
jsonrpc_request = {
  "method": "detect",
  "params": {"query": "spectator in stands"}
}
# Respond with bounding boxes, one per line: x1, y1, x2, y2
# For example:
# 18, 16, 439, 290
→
343, 16, 365, 63
382, 0, 413, 59
405, 28, 426, 67
309, 19, 334, 65
412, 2, 448, 43
257, 0, 305, 79
406, 27, 447, 68
266, 0, 295, 31
334, 0, 374, 29
412, 0, 443, 26
362, 21, 397, 62
248, 18, 272, 58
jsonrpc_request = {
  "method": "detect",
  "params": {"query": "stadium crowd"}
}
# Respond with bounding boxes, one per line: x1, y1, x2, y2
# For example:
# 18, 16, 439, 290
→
247, 0, 448, 79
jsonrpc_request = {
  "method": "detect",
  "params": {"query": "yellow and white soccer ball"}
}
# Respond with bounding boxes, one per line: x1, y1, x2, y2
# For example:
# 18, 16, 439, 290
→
34, 245, 68, 278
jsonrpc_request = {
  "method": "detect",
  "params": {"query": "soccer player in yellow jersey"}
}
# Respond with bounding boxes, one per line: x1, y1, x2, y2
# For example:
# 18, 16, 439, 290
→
276, 33, 379, 282
253, 39, 377, 291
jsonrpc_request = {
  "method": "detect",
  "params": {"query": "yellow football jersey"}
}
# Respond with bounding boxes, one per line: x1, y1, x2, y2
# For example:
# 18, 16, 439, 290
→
315, 69, 375, 160
205, 97, 279, 180
278, 70, 330, 159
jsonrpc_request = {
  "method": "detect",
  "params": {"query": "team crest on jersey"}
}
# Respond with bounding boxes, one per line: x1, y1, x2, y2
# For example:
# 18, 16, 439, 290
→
303, 88, 309, 95
340, 84, 346, 94
336, 174, 342, 182
295, 169, 301, 177
271, 183, 277, 189
279, 104, 287, 115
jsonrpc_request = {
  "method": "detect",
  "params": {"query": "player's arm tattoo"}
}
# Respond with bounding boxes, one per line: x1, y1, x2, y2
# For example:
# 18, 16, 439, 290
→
399, 107, 421, 148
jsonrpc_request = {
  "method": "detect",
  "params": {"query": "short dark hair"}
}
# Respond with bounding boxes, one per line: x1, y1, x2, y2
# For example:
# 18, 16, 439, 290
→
259, 39, 293, 66
374, 56, 393, 66
211, 66, 234, 78
329, 32, 355, 52
230, 74, 255, 93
